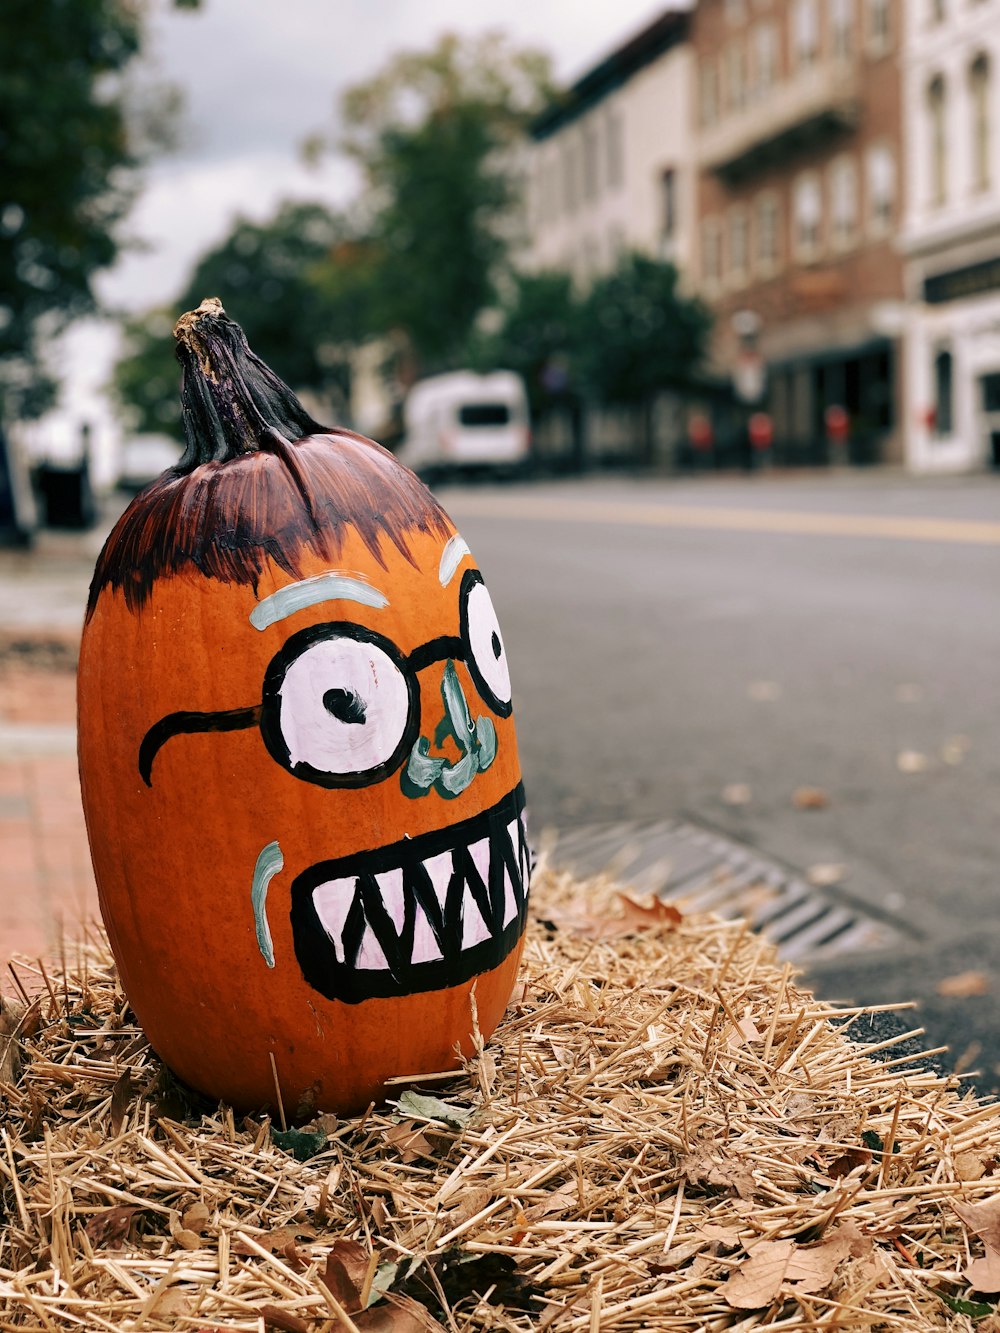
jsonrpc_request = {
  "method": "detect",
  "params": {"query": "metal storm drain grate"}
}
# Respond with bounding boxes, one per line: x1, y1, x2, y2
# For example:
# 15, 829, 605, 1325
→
547, 819, 906, 963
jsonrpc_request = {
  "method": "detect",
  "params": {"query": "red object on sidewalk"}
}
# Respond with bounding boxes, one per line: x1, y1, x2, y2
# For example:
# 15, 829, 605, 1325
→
824, 404, 850, 442
748, 412, 774, 450
688, 412, 714, 451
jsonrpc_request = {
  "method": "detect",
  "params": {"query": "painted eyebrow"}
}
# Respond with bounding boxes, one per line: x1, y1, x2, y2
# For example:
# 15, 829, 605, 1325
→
249, 572, 389, 631
439, 535, 472, 587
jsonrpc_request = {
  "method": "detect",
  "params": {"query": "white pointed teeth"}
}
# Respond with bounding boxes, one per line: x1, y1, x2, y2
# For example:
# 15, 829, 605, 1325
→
423, 850, 453, 913
313, 877, 357, 964
310, 802, 530, 975
412, 902, 444, 964
461, 891, 492, 950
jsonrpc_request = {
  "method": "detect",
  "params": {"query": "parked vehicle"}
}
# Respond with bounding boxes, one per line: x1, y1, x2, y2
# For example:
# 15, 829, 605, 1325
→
397, 371, 531, 481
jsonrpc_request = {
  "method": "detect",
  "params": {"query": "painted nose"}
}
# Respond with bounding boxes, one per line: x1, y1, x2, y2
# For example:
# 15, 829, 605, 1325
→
401, 659, 497, 798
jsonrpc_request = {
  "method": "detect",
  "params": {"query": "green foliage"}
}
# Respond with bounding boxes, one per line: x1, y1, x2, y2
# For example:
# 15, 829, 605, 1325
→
467, 271, 581, 412
339, 32, 553, 375
578, 254, 711, 406
468, 257, 711, 413
113, 202, 369, 438
0, 0, 200, 419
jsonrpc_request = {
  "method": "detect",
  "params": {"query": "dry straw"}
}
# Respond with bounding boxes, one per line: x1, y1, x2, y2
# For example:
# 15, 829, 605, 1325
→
0, 866, 997, 1331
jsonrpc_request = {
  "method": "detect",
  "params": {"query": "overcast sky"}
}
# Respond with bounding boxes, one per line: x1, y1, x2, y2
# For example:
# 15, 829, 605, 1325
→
48, 0, 686, 465
103, 0, 684, 312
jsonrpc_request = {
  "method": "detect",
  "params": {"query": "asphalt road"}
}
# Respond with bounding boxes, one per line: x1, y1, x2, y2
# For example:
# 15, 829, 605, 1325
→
440, 469, 1000, 1089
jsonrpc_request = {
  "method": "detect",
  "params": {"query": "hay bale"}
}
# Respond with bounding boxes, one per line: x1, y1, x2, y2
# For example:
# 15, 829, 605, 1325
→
0, 868, 996, 1330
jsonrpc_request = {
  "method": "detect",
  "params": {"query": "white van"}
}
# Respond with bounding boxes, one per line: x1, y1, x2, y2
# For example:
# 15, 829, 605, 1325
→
398, 370, 531, 480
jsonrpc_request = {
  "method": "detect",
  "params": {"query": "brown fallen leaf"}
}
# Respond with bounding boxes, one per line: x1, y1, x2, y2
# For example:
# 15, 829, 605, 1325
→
722, 1229, 863, 1309
965, 1253, 1000, 1293
679, 1152, 755, 1200
321, 1237, 372, 1314
260, 1307, 310, 1333
355, 1291, 448, 1331
524, 1181, 579, 1222
84, 1205, 140, 1249
936, 970, 990, 998
721, 783, 752, 807
109, 1070, 134, 1135
792, 786, 829, 810
385, 1120, 435, 1164
954, 1195, 1000, 1256
826, 1146, 872, 1179
956, 1151, 988, 1182
0, 997, 27, 1085
553, 892, 682, 941
182, 1201, 211, 1233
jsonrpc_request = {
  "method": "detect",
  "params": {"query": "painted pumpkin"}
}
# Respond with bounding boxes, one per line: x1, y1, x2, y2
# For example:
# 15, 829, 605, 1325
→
77, 299, 530, 1114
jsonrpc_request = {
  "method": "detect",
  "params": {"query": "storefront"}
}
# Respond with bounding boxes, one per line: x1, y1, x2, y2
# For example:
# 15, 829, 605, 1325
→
905, 254, 1000, 473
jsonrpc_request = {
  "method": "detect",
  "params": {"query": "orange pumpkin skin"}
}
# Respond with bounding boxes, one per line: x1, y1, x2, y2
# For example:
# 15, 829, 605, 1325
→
78, 417, 530, 1115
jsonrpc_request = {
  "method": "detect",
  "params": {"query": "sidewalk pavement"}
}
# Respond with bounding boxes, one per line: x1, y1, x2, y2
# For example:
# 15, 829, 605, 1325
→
0, 518, 113, 976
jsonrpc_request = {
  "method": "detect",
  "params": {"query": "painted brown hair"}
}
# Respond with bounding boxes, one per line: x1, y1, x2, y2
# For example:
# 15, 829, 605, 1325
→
88, 301, 450, 618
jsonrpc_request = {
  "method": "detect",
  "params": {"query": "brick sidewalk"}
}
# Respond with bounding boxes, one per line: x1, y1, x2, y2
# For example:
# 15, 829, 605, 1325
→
0, 664, 100, 975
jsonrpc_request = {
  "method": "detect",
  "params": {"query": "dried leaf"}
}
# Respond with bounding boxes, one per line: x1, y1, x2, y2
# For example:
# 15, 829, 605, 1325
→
524, 1181, 579, 1221
721, 783, 752, 807
937, 970, 990, 998
792, 786, 829, 810
806, 862, 846, 887
391, 1091, 473, 1129
109, 1070, 133, 1135
355, 1291, 448, 1331
722, 1231, 859, 1309
965, 1253, 1000, 1293
955, 1196, 1000, 1257
385, 1119, 435, 1163
897, 750, 930, 774
181, 1201, 211, 1233
260, 1306, 310, 1333
0, 997, 27, 1085
827, 1147, 872, 1179
679, 1153, 755, 1200
957, 1152, 989, 1182
84, 1205, 140, 1249
321, 1238, 371, 1314
553, 892, 682, 941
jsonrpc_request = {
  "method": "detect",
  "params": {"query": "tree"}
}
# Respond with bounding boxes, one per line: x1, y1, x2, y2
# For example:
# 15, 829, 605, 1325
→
579, 254, 711, 403
336, 32, 553, 377
113, 202, 373, 438
0, 0, 199, 419
466, 270, 582, 414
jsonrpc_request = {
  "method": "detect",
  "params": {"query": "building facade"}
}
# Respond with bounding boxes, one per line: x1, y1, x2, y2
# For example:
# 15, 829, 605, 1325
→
522, 11, 694, 285
691, 0, 905, 464
899, 0, 1000, 472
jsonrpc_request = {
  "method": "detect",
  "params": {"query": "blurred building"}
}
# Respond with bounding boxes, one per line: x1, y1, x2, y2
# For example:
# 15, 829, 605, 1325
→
521, 10, 693, 284
900, 2, 1000, 473
691, 0, 905, 465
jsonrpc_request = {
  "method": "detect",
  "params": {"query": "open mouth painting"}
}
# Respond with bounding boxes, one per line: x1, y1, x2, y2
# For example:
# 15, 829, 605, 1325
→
77, 302, 533, 1114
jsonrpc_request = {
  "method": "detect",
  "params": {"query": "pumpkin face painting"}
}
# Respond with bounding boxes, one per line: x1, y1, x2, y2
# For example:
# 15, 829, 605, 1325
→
78, 301, 530, 1114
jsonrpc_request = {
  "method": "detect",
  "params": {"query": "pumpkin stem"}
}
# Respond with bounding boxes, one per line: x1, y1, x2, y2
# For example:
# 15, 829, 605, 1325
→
173, 298, 323, 469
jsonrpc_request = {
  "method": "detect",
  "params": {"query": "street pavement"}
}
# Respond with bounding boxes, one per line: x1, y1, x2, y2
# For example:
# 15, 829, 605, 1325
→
2, 469, 999, 1089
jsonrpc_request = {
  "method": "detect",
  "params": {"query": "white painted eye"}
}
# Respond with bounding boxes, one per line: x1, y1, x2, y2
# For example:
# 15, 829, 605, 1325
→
461, 573, 513, 717
263, 628, 417, 787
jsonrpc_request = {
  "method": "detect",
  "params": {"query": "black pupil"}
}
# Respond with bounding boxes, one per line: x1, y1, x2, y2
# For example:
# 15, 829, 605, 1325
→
491, 631, 502, 660
323, 688, 367, 725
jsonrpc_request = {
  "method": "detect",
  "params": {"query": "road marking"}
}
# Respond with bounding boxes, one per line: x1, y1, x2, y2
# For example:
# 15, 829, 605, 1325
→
445, 493, 1000, 547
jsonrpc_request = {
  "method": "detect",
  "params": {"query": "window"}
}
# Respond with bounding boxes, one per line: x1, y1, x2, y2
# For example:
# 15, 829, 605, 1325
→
729, 207, 749, 284
830, 155, 858, 249
606, 109, 624, 190
755, 192, 781, 274
866, 142, 896, 234
701, 218, 723, 290
793, 0, 820, 70
562, 138, 580, 215
933, 348, 953, 436
970, 54, 991, 193
661, 168, 678, 240
700, 58, 720, 127
927, 75, 947, 207
753, 23, 778, 95
727, 41, 748, 112
582, 122, 600, 202
793, 172, 823, 258
867, 0, 891, 56
828, 0, 853, 60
